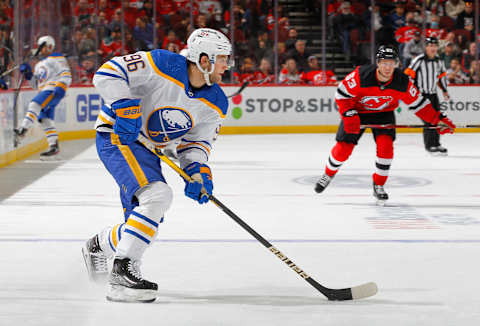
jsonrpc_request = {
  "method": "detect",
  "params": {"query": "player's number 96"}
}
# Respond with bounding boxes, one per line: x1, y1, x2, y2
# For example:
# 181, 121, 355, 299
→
123, 54, 145, 72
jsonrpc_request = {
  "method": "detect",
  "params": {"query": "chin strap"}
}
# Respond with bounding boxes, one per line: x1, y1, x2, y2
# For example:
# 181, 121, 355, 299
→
195, 60, 215, 86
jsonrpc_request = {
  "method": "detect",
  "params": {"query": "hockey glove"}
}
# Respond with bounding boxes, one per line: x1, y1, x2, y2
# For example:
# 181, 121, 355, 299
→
342, 109, 360, 134
112, 98, 142, 145
0, 77, 7, 90
183, 162, 213, 204
436, 114, 455, 135
19, 63, 33, 80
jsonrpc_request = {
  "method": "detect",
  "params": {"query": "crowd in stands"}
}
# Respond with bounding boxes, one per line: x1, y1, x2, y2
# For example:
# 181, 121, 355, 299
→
0, 0, 478, 86
328, 0, 480, 83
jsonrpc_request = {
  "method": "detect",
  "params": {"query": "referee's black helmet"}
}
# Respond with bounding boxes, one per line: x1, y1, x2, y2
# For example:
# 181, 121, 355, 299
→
425, 36, 439, 45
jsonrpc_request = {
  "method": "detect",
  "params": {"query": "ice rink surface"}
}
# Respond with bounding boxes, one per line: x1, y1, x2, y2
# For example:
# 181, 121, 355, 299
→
0, 133, 479, 325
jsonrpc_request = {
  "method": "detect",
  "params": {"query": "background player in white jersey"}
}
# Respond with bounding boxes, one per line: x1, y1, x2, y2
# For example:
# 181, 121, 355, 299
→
82, 28, 232, 303
14, 35, 72, 159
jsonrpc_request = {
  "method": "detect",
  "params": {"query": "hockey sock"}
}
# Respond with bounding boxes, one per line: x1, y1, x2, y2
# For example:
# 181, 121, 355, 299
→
21, 101, 42, 129
96, 223, 125, 258
373, 134, 394, 186
115, 181, 172, 261
40, 118, 58, 146
325, 141, 355, 177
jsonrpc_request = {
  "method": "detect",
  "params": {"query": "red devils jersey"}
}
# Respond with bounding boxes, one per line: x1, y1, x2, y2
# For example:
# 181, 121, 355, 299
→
335, 65, 440, 124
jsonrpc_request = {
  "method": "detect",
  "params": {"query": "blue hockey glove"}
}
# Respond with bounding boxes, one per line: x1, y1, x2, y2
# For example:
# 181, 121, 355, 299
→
19, 63, 33, 80
112, 98, 142, 145
0, 77, 7, 90
183, 162, 213, 204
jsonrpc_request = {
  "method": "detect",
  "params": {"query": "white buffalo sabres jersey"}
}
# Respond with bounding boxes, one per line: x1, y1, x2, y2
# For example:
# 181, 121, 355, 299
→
31, 52, 72, 91
92, 49, 228, 168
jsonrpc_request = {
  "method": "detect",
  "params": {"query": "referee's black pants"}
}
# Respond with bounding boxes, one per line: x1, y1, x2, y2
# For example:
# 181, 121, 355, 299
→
422, 93, 441, 149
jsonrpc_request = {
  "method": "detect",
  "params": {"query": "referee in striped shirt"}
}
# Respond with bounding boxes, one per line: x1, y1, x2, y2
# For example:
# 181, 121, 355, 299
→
405, 37, 450, 155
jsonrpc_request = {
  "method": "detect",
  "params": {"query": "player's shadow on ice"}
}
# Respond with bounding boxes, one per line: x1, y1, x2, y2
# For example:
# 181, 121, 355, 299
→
153, 292, 444, 307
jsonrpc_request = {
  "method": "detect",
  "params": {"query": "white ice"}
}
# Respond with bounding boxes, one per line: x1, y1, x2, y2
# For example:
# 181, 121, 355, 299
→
0, 133, 479, 325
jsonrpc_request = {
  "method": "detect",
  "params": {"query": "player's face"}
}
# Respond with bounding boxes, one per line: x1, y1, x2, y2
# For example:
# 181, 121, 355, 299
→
426, 43, 438, 58
377, 59, 396, 79
210, 55, 229, 84
40, 45, 52, 57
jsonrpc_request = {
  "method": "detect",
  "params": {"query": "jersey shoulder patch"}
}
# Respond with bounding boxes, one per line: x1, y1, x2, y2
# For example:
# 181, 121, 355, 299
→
148, 49, 188, 86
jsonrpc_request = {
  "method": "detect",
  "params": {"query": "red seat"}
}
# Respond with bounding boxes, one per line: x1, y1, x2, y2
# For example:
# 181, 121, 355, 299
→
439, 16, 455, 31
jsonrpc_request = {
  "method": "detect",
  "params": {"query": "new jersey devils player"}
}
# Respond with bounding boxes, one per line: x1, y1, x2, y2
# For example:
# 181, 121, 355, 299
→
314, 45, 455, 204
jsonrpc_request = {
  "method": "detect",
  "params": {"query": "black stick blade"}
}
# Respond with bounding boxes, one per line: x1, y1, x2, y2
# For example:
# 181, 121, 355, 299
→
326, 282, 378, 301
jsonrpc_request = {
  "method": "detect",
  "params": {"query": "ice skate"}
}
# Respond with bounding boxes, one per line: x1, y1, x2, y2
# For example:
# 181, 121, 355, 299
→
315, 173, 334, 193
13, 127, 27, 147
106, 257, 158, 303
373, 182, 388, 206
426, 146, 447, 156
40, 141, 60, 161
82, 234, 108, 283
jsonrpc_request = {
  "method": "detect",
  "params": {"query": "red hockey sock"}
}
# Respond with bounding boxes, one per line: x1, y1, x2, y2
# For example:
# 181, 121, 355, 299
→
325, 141, 355, 177
373, 135, 394, 186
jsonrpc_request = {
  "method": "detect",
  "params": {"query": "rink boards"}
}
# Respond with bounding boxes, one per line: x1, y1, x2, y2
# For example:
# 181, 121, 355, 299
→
1, 85, 479, 166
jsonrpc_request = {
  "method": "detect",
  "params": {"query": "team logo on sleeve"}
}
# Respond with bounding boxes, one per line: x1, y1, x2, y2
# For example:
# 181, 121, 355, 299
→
36, 67, 48, 83
146, 107, 193, 143
360, 96, 393, 111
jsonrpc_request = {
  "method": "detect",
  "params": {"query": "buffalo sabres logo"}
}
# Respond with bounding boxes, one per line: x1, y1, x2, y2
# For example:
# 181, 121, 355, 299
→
36, 67, 48, 83
360, 96, 393, 111
147, 106, 193, 143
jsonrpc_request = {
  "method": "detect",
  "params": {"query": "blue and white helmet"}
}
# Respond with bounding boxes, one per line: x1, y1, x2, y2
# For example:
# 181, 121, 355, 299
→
186, 28, 233, 85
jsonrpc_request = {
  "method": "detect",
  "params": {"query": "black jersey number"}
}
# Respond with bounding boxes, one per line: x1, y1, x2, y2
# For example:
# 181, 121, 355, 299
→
123, 54, 145, 72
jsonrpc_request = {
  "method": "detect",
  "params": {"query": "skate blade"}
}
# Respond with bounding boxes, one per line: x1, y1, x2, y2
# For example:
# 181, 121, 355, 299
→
376, 199, 387, 206
81, 247, 108, 284
39, 155, 62, 162
106, 284, 157, 303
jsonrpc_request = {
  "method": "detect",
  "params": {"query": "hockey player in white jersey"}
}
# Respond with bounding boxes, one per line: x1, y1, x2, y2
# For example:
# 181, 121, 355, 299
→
14, 35, 72, 159
82, 28, 231, 303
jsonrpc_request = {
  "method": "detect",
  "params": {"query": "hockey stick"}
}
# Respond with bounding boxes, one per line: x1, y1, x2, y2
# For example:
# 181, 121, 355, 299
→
137, 134, 377, 301
227, 81, 249, 98
12, 42, 46, 147
361, 124, 480, 129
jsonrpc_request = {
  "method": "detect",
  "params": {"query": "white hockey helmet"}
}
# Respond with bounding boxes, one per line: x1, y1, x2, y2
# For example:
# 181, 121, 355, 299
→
37, 35, 55, 50
186, 28, 233, 85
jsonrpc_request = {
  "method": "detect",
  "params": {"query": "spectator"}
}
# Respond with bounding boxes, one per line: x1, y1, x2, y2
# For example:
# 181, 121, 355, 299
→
387, 4, 406, 30
279, 57, 302, 84
252, 58, 275, 84
445, 0, 466, 19
462, 41, 477, 71
161, 30, 183, 50
98, 0, 115, 19
79, 27, 97, 59
333, 1, 362, 60
469, 60, 480, 83
455, 1, 475, 38
285, 28, 298, 52
75, 0, 94, 27
426, 14, 447, 40
77, 55, 96, 85
300, 55, 337, 85
233, 56, 256, 84
97, 11, 111, 41
109, 8, 124, 33
166, 42, 179, 53
447, 57, 470, 83
156, 0, 178, 28
98, 26, 122, 60
439, 42, 458, 69
439, 32, 460, 54
395, 12, 421, 45
133, 16, 154, 50
287, 39, 311, 72
403, 30, 423, 67
195, 13, 208, 29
